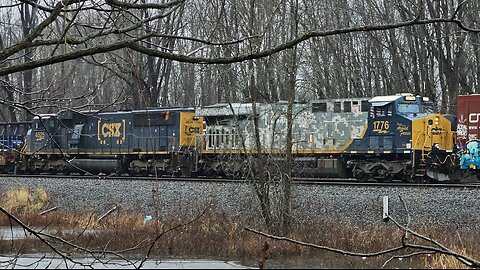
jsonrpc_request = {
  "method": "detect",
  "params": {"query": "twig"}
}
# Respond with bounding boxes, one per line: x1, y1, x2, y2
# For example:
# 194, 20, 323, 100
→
39, 206, 57, 215
97, 205, 118, 222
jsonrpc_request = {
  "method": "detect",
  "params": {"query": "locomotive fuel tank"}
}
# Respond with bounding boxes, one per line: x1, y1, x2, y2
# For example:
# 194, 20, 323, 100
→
69, 158, 121, 174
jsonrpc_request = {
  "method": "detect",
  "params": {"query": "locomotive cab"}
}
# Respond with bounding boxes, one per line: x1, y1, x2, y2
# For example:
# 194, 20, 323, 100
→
349, 93, 456, 182
366, 94, 438, 152
27, 114, 61, 154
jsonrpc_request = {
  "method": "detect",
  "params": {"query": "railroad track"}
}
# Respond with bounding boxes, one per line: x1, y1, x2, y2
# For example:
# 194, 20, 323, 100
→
2, 173, 480, 189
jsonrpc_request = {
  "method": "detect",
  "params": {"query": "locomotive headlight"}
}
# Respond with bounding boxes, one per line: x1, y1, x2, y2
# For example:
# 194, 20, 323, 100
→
433, 143, 440, 149
406, 142, 411, 149
404, 96, 416, 101
435, 116, 439, 125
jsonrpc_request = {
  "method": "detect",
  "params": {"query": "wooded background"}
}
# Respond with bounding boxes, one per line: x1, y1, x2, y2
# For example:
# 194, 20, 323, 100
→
1, 0, 479, 121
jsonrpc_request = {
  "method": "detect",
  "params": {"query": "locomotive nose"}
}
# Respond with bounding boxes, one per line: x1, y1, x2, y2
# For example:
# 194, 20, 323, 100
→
411, 114, 455, 152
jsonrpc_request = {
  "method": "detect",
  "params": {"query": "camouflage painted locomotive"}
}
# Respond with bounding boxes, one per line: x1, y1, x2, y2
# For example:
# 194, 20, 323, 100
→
17, 108, 204, 176
196, 93, 457, 182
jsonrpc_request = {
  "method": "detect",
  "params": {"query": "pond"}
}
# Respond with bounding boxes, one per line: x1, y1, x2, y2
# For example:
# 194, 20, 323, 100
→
0, 255, 254, 269
0, 227, 254, 269
0, 227, 427, 269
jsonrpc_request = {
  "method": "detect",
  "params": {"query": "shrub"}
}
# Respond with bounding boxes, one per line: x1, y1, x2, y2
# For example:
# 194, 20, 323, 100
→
0, 187, 50, 214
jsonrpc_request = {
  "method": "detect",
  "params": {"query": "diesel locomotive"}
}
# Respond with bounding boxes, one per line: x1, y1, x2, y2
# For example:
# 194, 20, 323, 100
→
0, 121, 31, 173
197, 93, 457, 182
0, 93, 463, 182
19, 108, 204, 176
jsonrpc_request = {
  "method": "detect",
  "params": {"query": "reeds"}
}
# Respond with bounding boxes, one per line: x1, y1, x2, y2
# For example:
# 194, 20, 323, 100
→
0, 187, 478, 268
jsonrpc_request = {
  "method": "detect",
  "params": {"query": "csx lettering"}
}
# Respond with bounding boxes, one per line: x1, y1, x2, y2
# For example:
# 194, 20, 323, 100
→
187, 127, 200, 134
102, 123, 122, 137
35, 131, 45, 141
469, 113, 480, 123
98, 120, 125, 145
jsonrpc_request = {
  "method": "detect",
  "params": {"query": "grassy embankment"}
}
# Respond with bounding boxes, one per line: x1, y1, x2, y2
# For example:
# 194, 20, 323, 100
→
0, 187, 478, 268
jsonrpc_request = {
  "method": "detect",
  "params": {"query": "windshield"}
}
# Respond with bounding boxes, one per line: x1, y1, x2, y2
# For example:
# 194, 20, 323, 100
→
398, 103, 420, 114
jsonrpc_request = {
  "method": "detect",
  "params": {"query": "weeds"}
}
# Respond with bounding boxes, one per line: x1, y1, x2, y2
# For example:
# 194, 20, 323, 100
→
1, 187, 49, 213
0, 187, 479, 268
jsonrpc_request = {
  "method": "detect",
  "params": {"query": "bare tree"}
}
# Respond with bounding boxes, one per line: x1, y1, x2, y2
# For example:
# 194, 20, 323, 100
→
1, 0, 479, 235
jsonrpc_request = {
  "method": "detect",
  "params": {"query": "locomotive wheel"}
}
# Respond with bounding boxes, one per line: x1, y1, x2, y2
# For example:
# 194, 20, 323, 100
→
401, 168, 415, 183
403, 176, 417, 183
374, 167, 395, 183
380, 174, 393, 183
353, 168, 368, 182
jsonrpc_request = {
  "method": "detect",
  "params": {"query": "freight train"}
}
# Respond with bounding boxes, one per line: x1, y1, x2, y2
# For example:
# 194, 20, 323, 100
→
0, 121, 31, 173
456, 94, 480, 174
0, 92, 478, 183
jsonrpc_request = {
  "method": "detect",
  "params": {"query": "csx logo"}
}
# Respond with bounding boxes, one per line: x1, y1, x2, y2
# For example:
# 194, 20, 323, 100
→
102, 123, 122, 137
430, 127, 444, 135
187, 127, 200, 134
97, 120, 126, 145
469, 113, 480, 123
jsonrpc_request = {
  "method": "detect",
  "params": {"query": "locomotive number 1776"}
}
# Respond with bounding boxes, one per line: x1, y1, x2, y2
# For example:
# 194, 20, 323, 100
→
373, 120, 390, 134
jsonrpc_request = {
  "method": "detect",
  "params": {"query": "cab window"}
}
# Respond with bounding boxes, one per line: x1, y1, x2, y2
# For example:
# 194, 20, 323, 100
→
334, 102, 342, 113
370, 104, 392, 118
398, 103, 420, 114
344, 101, 351, 112
361, 100, 369, 112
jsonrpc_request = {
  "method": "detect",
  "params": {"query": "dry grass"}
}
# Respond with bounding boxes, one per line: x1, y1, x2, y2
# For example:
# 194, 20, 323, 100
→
0, 187, 49, 213
424, 251, 469, 269
1, 188, 480, 268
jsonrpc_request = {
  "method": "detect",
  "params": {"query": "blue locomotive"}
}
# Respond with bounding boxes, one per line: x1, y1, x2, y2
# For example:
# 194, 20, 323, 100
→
0, 121, 31, 173
21, 108, 203, 176
347, 94, 456, 182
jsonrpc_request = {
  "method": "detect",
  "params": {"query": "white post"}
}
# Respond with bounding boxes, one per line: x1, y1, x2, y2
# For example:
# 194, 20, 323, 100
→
383, 196, 389, 222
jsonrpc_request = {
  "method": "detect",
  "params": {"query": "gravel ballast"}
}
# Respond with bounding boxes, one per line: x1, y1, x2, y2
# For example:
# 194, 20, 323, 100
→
1, 177, 479, 231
